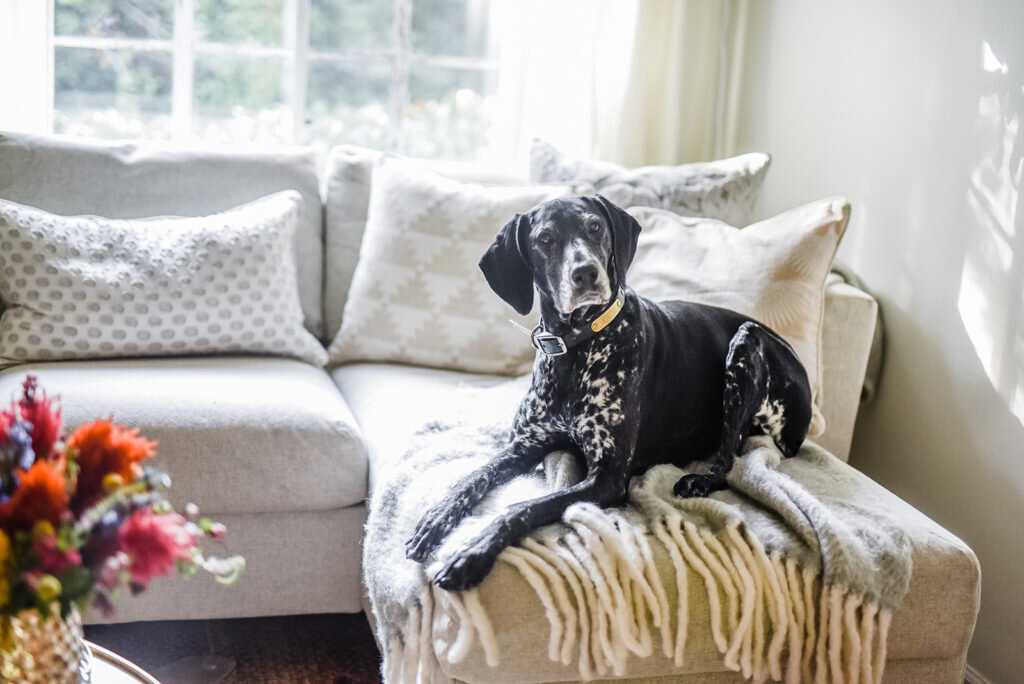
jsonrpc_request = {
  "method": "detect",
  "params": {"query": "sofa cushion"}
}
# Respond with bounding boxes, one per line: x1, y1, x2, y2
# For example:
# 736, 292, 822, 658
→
335, 365, 979, 682
0, 192, 327, 368
0, 357, 367, 514
530, 139, 771, 227
0, 131, 325, 339
327, 157, 580, 376
628, 198, 851, 436
322, 145, 530, 342
332, 362, 510, 494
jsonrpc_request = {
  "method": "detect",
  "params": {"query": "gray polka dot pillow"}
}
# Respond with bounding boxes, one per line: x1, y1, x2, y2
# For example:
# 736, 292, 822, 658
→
0, 191, 327, 367
530, 139, 771, 227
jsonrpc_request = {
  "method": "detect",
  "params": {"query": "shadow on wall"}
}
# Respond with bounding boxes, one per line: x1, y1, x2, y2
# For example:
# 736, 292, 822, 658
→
959, 38, 1024, 428
849, 23, 1024, 679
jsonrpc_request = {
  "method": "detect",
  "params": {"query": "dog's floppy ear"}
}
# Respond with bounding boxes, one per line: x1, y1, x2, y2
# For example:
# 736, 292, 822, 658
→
593, 194, 642, 279
479, 213, 534, 316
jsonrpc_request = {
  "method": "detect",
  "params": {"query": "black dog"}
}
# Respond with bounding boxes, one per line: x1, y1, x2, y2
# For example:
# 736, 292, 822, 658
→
406, 195, 812, 591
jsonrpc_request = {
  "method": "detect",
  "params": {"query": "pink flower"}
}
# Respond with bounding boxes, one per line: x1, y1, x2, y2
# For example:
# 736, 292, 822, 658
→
117, 510, 197, 588
33, 535, 82, 575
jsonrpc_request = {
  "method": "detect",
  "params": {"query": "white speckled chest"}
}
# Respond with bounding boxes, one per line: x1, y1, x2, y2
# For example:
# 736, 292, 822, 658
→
511, 317, 641, 464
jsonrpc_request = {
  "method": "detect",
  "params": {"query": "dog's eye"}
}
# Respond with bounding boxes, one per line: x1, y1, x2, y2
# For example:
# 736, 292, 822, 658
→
587, 222, 603, 234
536, 234, 554, 248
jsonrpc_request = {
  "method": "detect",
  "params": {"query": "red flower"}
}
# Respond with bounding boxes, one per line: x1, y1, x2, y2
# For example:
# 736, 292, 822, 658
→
117, 510, 196, 588
67, 419, 157, 512
34, 535, 82, 575
18, 376, 63, 461
0, 461, 69, 532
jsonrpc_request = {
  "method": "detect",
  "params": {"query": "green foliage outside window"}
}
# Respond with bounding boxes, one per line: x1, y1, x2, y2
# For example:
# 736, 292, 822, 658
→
52, 0, 498, 160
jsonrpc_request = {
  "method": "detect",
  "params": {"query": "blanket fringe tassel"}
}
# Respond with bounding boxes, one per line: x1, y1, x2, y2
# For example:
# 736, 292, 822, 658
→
389, 510, 893, 683
387, 509, 892, 679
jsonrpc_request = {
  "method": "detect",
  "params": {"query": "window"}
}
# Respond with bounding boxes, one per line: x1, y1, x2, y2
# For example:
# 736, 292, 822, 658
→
50, 0, 499, 160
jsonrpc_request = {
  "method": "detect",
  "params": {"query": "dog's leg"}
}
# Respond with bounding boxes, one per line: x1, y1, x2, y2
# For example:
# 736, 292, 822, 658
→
675, 322, 768, 498
405, 445, 547, 561
433, 469, 627, 591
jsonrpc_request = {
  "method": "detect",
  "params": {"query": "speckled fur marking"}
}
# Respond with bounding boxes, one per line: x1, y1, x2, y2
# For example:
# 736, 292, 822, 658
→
755, 398, 787, 442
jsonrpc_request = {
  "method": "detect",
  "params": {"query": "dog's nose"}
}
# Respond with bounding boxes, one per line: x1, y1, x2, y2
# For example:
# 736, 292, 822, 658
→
571, 264, 599, 288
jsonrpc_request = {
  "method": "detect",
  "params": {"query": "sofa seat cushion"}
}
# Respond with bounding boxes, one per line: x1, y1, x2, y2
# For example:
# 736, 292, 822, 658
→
332, 362, 511, 494
335, 362, 979, 682
0, 357, 367, 514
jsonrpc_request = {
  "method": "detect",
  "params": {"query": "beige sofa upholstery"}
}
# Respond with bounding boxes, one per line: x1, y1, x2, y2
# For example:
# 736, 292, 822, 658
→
0, 133, 980, 681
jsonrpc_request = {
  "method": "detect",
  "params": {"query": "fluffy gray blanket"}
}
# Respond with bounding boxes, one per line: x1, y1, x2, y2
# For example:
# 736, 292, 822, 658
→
363, 377, 911, 683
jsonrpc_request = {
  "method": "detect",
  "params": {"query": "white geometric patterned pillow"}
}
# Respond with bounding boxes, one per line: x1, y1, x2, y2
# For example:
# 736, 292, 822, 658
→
327, 157, 581, 375
0, 191, 327, 368
530, 139, 771, 227
627, 198, 851, 437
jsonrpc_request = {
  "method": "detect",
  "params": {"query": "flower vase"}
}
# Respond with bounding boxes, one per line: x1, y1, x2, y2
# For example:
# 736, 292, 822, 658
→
0, 604, 92, 683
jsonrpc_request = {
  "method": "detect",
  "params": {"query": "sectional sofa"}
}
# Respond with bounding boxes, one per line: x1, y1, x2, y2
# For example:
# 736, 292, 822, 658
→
0, 132, 980, 682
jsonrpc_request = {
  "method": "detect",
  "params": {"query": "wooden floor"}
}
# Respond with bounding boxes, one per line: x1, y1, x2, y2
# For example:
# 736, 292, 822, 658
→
84, 612, 382, 684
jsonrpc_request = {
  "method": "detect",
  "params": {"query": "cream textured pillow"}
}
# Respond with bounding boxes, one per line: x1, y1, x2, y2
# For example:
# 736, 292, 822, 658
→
627, 197, 851, 436
328, 157, 581, 375
0, 191, 327, 367
530, 139, 771, 227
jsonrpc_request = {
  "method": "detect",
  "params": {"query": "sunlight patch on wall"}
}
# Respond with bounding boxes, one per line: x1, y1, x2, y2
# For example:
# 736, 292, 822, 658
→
959, 41, 1024, 427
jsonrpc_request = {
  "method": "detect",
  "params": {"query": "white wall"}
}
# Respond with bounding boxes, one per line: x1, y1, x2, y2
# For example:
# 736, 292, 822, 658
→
736, 1, 1023, 680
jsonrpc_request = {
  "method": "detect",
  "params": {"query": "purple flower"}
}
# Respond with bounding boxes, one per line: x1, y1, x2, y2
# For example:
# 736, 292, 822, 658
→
7, 420, 36, 471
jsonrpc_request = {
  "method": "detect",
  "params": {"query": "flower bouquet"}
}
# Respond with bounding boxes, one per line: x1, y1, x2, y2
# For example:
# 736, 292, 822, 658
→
0, 376, 244, 682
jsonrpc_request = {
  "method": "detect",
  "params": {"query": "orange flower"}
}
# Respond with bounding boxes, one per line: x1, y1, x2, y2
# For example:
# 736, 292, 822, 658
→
67, 419, 157, 512
0, 461, 69, 532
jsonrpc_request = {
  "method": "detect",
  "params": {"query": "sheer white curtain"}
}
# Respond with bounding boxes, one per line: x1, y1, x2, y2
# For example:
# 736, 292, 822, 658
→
0, 0, 52, 134
486, 0, 751, 169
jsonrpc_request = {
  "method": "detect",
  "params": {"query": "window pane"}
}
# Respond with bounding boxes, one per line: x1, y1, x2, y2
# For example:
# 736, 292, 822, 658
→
305, 60, 392, 150
311, 0, 393, 52
193, 56, 288, 143
412, 0, 494, 58
195, 0, 285, 46
55, 0, 174, 40
405, 66, 495, 160
53, 47, 172, 139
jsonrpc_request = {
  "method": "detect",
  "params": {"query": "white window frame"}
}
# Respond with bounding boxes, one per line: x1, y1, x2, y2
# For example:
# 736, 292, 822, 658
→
42, 0, 498, 151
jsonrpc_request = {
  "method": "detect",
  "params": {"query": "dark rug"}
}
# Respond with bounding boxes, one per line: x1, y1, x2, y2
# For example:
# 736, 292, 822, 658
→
84, 612, 382, 684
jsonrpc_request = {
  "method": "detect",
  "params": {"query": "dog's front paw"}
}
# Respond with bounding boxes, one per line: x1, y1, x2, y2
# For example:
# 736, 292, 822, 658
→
433, 536, 500, 591
673, 473, 713, 498
405, 499, 468, 562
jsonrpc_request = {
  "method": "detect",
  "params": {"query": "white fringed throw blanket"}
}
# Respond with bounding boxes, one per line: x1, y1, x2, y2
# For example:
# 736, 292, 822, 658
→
363, 378, 911, 684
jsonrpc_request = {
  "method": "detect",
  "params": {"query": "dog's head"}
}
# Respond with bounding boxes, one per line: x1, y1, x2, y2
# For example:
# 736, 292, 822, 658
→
479, 195, 642, 317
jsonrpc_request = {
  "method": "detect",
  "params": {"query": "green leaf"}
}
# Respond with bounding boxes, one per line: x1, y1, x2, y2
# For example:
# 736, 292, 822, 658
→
57, 566, 94, 603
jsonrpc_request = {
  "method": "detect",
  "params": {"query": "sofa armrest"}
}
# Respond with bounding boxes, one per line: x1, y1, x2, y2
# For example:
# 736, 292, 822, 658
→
815, 279, 878, 461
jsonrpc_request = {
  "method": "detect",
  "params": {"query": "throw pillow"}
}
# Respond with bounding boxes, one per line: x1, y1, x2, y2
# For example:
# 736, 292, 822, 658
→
327, 156, 584, 375
627, 197, 852, 436
530, 139, 771, 227
0, 191, 327, 367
